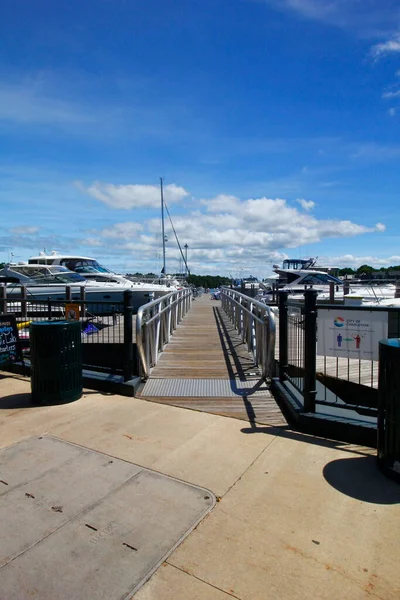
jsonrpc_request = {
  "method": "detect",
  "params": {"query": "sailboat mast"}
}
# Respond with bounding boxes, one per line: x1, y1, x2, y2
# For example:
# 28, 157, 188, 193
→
160, 177, 166, 274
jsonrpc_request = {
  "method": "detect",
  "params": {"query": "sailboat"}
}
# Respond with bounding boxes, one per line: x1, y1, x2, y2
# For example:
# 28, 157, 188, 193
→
158, 177, 190, 286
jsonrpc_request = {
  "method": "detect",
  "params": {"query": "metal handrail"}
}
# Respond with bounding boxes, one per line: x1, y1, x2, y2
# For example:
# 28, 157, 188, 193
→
220, 287, 276, 378
136, 288, 192, 379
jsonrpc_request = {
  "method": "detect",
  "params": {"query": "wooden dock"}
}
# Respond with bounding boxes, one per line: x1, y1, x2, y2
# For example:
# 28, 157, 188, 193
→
139, 294, 288, 428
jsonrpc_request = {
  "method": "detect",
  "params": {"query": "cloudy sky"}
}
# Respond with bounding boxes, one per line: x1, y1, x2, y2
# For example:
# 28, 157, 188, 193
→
1, 0, 400, 277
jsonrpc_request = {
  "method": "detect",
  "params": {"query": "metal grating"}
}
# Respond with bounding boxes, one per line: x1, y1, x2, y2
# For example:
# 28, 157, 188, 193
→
0, 436, 215, 599
141, 378, 269, 397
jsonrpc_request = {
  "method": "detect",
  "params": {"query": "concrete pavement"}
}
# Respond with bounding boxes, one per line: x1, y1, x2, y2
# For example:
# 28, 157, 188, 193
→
1, 374, 399, 599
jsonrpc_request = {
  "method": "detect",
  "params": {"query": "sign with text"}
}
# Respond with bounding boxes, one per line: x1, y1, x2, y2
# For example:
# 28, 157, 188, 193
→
0, 315, 22, 367
317, 309, 388, 361
65, 303, 80, 321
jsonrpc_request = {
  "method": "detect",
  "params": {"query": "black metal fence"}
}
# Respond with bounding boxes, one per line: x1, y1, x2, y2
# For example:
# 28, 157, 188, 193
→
277, 290, 400, 425
0, 288, 136, 381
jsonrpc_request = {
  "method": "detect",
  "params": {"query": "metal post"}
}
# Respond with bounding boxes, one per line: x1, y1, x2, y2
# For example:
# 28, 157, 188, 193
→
123, 290, 134, 382
278, 291, 289, 382
329, 282, 335, 303
21, 286, 27, 319
184, 243, 188, 278
160, 177, 166, 275
303, 289, 318, 412
66, 285, 72, 302
0, 284, 7, 314
80, 286, 85, 318
47, 297, 52, 321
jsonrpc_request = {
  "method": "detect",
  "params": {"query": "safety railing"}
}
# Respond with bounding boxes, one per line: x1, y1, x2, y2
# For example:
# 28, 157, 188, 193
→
220, 287, 276, 378
277, 290, 400, 425
136, 288, 192, 379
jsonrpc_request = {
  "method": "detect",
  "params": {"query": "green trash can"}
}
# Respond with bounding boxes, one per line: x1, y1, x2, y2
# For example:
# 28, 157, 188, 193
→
378, 339, 400, 483
30, 321, 82, 404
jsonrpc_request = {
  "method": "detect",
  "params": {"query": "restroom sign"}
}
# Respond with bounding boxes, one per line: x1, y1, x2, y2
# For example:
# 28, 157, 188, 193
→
317, 309, 387, 361
65, 303, 80, 321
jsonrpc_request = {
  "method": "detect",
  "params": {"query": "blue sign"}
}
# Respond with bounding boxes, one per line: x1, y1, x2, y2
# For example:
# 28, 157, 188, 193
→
0, 315, 21, 366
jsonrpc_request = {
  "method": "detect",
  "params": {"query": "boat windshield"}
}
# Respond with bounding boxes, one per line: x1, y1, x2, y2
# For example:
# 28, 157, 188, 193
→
59, 259, 111, 274
10, 265, 87, 284
283, 259, 314, 270
300, 273, 342, 285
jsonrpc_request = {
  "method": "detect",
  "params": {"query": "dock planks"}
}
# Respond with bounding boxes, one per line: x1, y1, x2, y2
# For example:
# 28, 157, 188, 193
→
139, 294, 287, 427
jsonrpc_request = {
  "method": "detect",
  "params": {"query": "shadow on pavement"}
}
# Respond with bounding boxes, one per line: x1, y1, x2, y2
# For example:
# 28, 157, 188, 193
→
241, 425, 371, 456
0, 392, 38, 409
323, 456, 400, 504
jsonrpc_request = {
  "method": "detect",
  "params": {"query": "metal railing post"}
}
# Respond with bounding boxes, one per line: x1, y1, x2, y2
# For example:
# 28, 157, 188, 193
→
21, 286, 27, 319
329, 282, 335, 303
80, 286, 86, 318
303, 289, 318, 412
0, 285, 7, 314
278, 291, 289, 382
136, 288, 192, 380
47, 297, 52, 321
123, 290, 134, 382
220, 287, 275, 379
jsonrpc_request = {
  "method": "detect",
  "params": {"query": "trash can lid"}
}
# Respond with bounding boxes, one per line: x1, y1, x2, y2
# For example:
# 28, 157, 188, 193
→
30, 320, 78, 327
380, 338, 400, 349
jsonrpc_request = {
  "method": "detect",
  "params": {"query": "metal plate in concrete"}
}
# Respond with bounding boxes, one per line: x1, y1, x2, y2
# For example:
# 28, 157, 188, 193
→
0, 435, 104, 495
142, 377, 268, 397
0, 437, 141, 568
0, 437, 215, 599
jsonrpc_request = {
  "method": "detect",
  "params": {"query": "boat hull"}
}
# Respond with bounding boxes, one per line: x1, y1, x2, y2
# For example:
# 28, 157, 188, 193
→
5, 285, 170, 315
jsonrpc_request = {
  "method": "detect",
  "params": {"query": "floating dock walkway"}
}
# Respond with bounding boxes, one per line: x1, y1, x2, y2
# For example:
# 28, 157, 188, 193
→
139, 294, 287, 428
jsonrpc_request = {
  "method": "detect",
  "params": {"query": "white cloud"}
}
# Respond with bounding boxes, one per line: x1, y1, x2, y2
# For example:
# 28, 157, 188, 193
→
85, 193, 385, 277
0, 82, 94, 126
263, 0, 399, 36
78, 181, 189, 210
100, 222, 143, 239
388, 107, 397, 116
80, 237, 102, 247
1, 175, 388, 277
350, 142, 400, 161
296, 198, 316, 211
201, 194, 241, 213
9, 226, 39, 235
382, 90, 400, 99
371, 35, 400, 60
320, 254, 400, 268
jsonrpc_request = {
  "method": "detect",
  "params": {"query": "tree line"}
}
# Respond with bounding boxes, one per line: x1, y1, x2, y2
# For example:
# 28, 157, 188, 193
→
187, 274, 231, 288
338, 265, 400, 276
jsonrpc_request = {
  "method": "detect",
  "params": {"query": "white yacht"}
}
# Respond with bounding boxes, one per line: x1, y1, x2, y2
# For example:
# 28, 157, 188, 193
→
0, 263, 174, 313
28, 252, 178, 292
29, 252, 139, 285
257, 258, 395, 305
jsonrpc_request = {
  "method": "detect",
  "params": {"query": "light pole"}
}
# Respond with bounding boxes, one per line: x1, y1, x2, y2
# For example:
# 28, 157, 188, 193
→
184, 244, 188, 278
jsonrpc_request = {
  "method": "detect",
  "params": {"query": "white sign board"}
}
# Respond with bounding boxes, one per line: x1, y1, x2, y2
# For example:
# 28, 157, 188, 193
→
317, 309, 388, 361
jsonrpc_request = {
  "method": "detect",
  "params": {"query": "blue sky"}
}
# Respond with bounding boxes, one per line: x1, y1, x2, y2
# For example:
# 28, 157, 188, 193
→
1, 0, 400, 277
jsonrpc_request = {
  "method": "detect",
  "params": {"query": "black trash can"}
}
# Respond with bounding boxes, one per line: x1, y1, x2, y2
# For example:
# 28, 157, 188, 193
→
378, 339, 400, 483
30, 321, 82, 404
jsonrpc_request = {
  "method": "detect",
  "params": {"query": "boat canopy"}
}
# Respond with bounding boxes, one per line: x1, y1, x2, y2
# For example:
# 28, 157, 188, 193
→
282, 258, 315, 270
